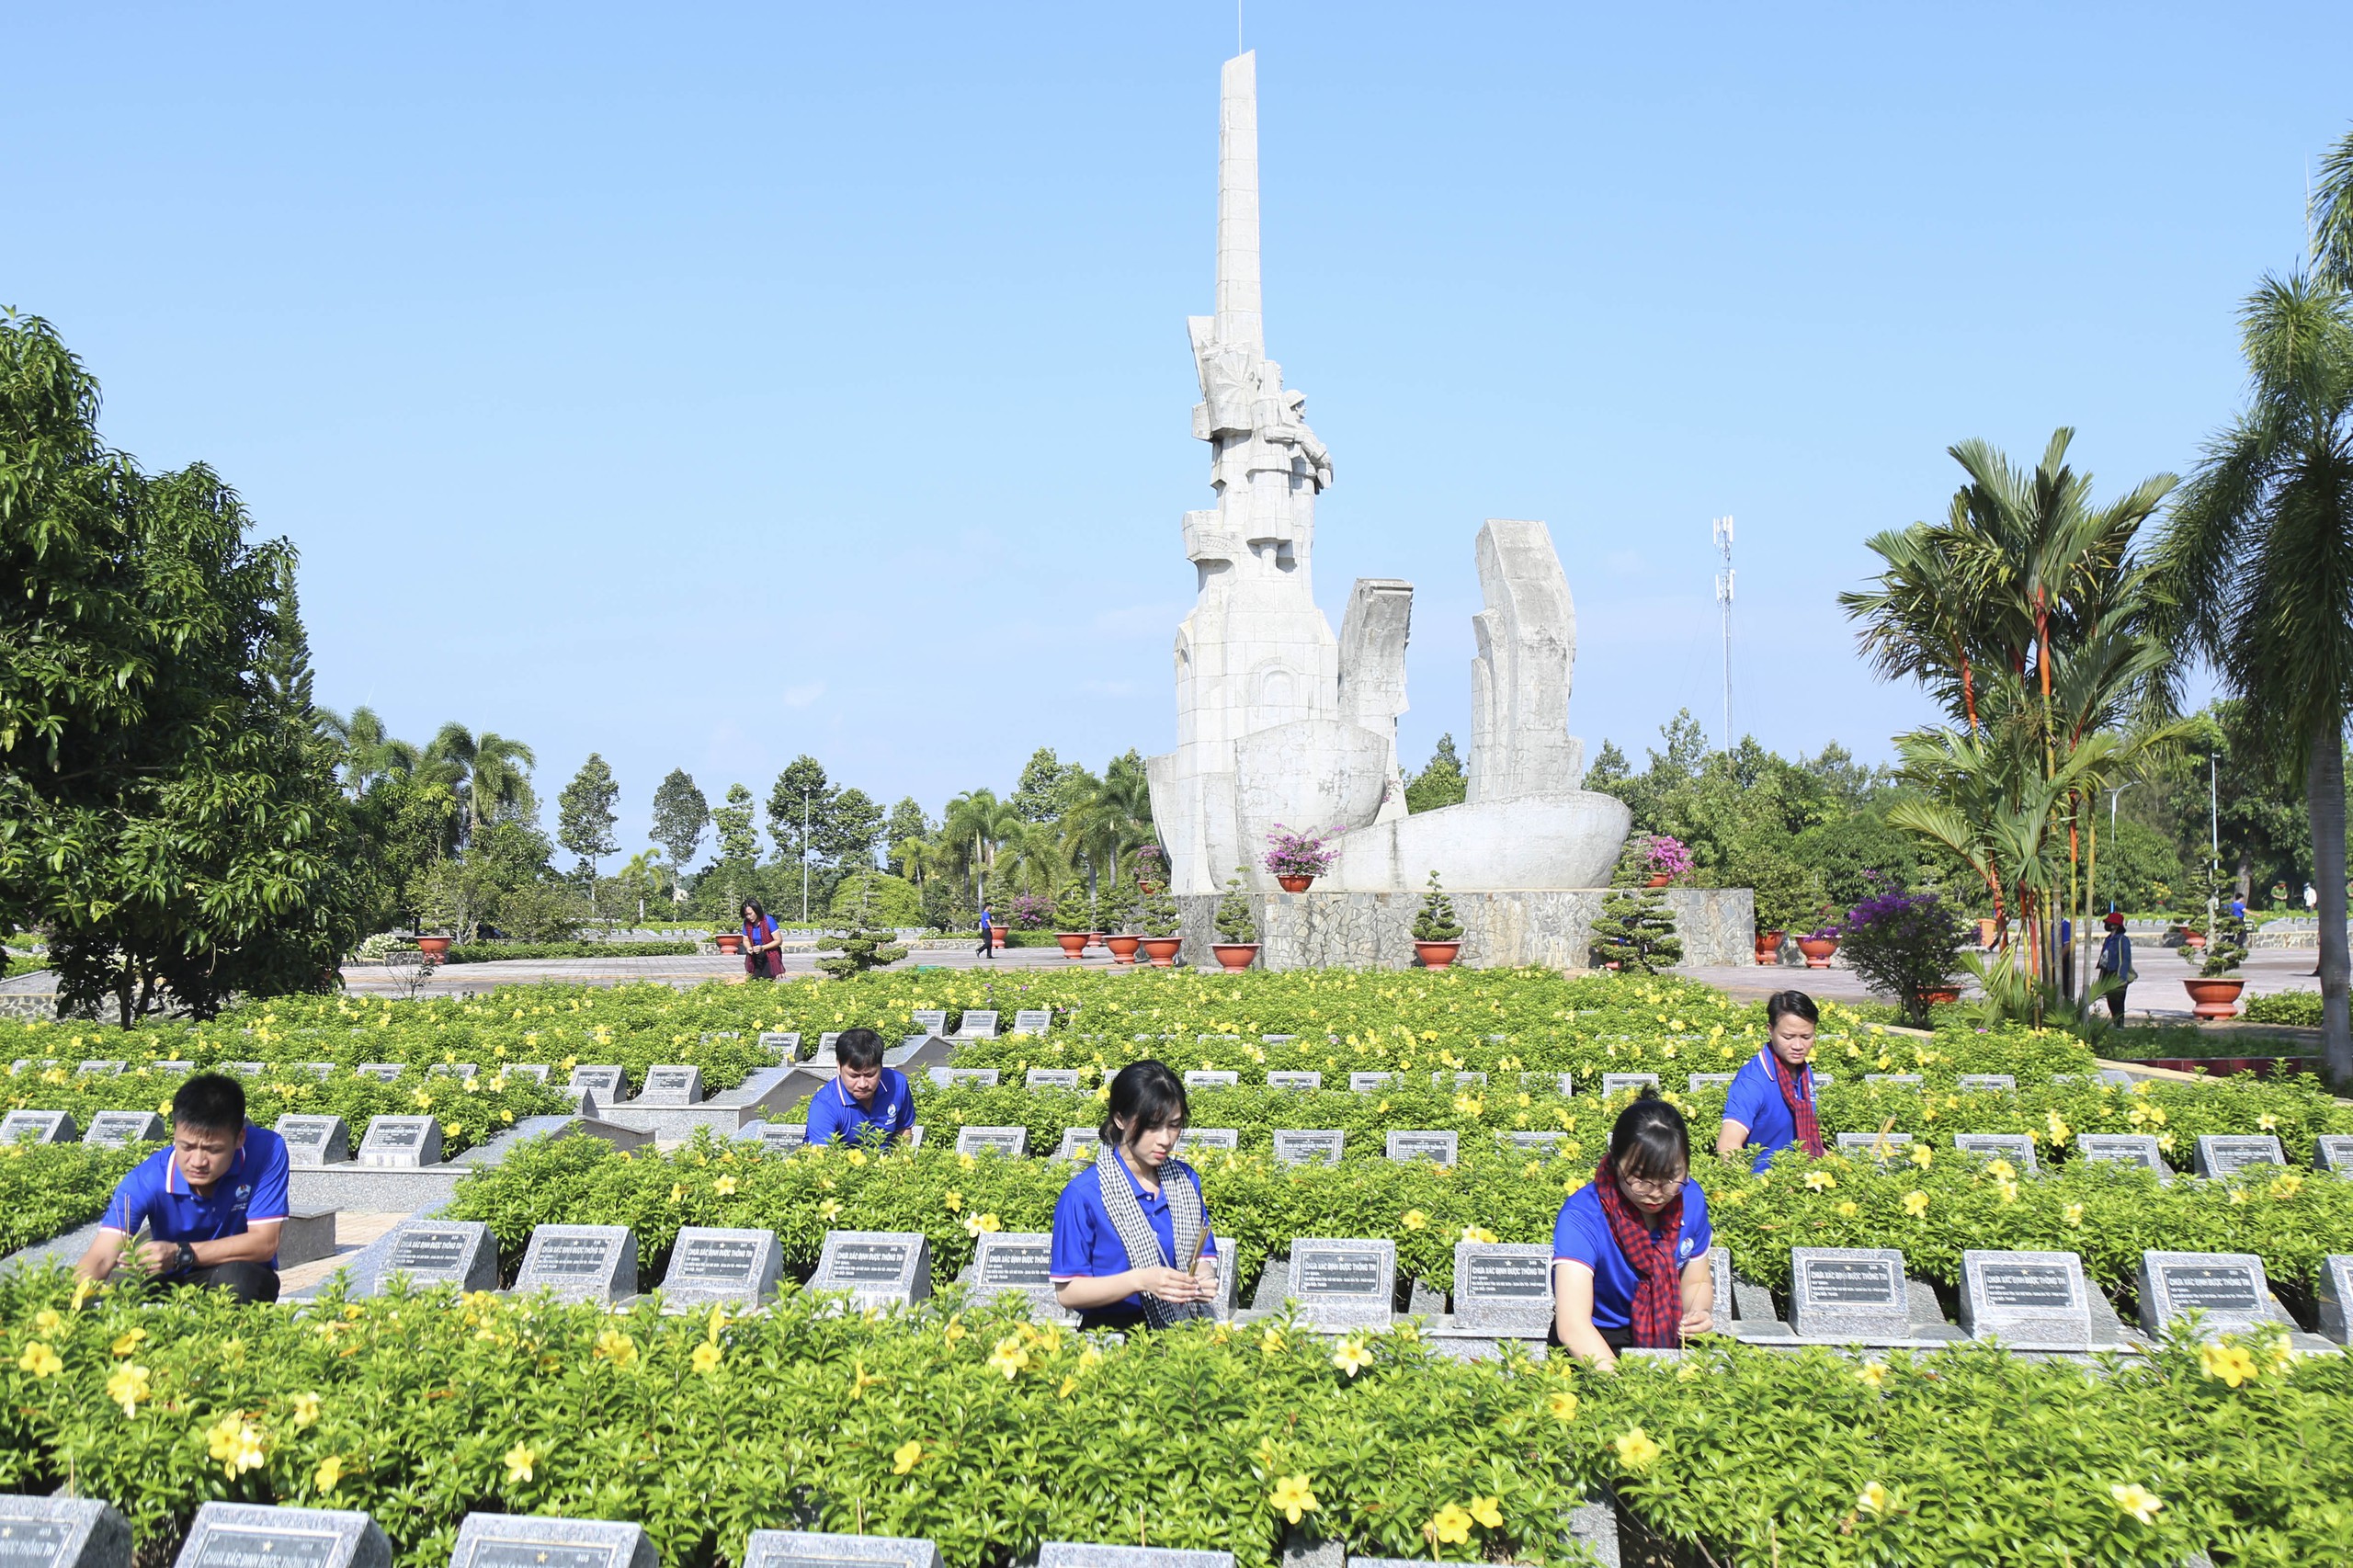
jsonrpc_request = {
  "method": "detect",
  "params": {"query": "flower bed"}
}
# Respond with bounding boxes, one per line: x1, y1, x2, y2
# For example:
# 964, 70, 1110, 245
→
0, 1144, 148, 1256
1, 1270, 2347, 1566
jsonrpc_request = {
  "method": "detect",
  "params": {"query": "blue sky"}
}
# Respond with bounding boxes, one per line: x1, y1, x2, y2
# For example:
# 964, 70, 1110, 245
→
8, 2, 2346, 853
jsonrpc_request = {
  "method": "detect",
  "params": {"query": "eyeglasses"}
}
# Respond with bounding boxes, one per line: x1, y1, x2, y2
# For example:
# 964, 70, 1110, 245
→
1618, 1169, 1687, 1197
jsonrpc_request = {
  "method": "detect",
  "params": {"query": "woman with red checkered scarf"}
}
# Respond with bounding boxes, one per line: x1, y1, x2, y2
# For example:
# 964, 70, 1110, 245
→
1551, 1090, 1714, 1368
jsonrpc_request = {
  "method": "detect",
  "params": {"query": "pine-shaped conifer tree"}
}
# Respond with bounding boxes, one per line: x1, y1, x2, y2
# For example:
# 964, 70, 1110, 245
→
1589, 888, 1683, 973
815, 878, 909, 980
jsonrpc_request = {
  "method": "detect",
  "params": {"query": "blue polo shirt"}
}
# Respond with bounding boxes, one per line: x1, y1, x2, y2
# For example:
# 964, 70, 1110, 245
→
1552, 1179, 1711, 1331
1722, 1050, 1815, 1172
99, 1123, 290, 1266
1049, 1153, 1219, 1330
803, 1068, 915, 1146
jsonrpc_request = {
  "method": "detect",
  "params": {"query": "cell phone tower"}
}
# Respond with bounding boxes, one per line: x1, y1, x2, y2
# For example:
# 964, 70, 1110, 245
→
1712, 516, 1734, 752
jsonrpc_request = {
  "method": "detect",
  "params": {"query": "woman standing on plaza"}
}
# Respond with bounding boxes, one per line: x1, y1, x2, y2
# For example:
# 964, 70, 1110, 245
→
1552, 1090, 1714, 1369
740, 898, 782, 981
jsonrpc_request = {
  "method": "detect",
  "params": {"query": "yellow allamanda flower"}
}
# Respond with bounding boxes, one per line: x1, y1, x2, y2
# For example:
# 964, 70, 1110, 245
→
690, 1342, 723, 1376
1269, 1474, 1319, 1524
593, 1330, 639, 1369
1427, 1504, 1473, 1545
17, 1343, 62, 1379
1856, 1482, 1890, 1516
2110, 1483, 2164, 1524
986, 1335, 1031, 1380
505, 1443, 537, 1483
107, 1363, 151, 1417
892, 1440, 922, 1474
313, 1454, 346, 1494
1611, 1428, 1661, 1471
1331, 1340, 1374, 1378
2200, 1342, 2258, 1388
1857, 1361, 1890, 1389
290, 1392, 320, 1427
1901, 1190, 1929, 1218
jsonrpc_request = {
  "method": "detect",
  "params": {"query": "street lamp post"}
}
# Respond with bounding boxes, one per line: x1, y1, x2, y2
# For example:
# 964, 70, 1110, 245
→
801, 787, 813, 923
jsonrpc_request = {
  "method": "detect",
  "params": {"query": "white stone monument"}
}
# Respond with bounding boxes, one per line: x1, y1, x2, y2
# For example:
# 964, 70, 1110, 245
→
1146, 52, 1630, 899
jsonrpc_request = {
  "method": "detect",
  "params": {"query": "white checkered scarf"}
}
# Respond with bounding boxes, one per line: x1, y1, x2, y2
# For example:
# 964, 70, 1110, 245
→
1094, 1140, 1208, 1328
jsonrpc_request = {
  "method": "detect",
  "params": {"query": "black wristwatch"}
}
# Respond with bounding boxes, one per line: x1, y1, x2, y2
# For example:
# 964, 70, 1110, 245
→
175, 1242, 197, 1273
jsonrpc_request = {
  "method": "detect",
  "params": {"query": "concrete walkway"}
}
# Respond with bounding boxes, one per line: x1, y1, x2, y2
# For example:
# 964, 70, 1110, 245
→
1677, 945, 2325, 1022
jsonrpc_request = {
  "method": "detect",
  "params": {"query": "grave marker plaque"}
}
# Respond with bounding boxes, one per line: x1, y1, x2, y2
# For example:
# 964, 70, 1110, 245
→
1686, 1074, 1734, 1093
811, 1231, 931, 1310
2076, 1132, 2170, 1176
746, 1120, 808, 1154
758, 1032, 802, 1062
1959, 1249, 2094, 1346
1952, 1133, 2038, 1174
174, 1503, 389, 1568
1835, 1131, 1914, 1163
953, 1011, 999, 1039
2317, 1135, 2353, 1174
1521, 1073, 1576, 1097
75, 1060, 126, 1078
1036, 1549, 1231, 1568
355, 1063, 404, 1084
2137, 1250, 2284, 1338
504, 1063, 551, 1084
82, 1111, 167, 1150
0, 1495, 131, 1568
910, 1011, 948, 1037
449, 1514, 655, 1568
818, 1032, 842, 1056
427, 1063, 478, 1081
2194, 1135, 2285, 1178
1506, 1131, 1566, 1154
356, 1116, 441, 1168
1348, 1072, 1397, 1094
1431, 1072, 1489, 1089
1013, 1010, 1052, 1035
1273, 1130, 1345, 1166
928, 1067, 1000, 1089
1175, 1128, 1238, 1157
1788, 1247, 1912, 1341
363, 1220, 498, 1295
222, 1062, 266, 1078
295, 1062, 335, 1081
1266, 1071, 1322, 1091
1384, 1130, 1459, 1165
954, 1126, 1029, 1158
1261, 1033, 1297, 1045
275, 1115, 349, 1167
1025, 1069, 1081, 1091
1812, 1073, 1837, 1090
513, 1225, 637, 1304
1053, 1128, 1102, 1162
1183, 1070, 1239, 1089
742, 1530, 942, 1568
568, 1066, 626, 1103
1958, 1074, 2017, 1093
1863, 1074, 1923, 1088
0, 1111, 74, 1145
153, 1060, 196, 1075
2318, 1255, 2353, 1343
1285, 1238, 1396, 1329
659, 1226, 782, 1306
634, 1065, 704, 1107
1599, 1074, 1659, 1097
1450, 1242, 1554, 1336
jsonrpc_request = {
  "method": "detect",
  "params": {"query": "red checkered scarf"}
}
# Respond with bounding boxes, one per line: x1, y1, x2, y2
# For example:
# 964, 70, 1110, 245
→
1764, 1047, 1825, 1157
1593, 1153, 1685, 1349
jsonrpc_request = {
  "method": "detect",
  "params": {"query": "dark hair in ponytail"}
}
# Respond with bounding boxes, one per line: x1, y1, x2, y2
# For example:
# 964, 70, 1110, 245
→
1765, 990, 1819, 1029
1608, 1087, 1690, 1184
1100, 1059, 1189, 1144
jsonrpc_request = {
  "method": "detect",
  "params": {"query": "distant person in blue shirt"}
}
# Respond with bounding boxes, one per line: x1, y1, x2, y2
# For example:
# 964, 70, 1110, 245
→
1715, 990, 1825, 1171
1552, 1090, 1713, 1367
803, 1028, 915, 1147
1051, 1060, 1219, 1330
74, 1073, 290, 1304
976, 903, 995, 960
2096, 911, 2135, 1024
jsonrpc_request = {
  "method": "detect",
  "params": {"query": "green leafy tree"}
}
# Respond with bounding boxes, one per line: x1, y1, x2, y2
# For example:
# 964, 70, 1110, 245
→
2152, 219, 2353, 1077
1412, 871, 1463, 942
2179, 861, 2250, 979
1010, 747, 1083, 824
1137, 879, 1181, 939
1590, 888, 1682, 973
767, 756, 834, 863
884, 797, 930, 879
321, 706, 422, 797
425, 724, 538, 840
942, 788, 1023, 906
1404, 734, 1468, 813
821, 786, 884, 869
556, 753, 621, 889
712, 785, 760, 865
1097, 872, 1139, 935
1060, 753, 1155, 896
827, 870, 920, 928
649, 768, 710, 878
0, 313, 366, 1024
1052, 878, 1095, 933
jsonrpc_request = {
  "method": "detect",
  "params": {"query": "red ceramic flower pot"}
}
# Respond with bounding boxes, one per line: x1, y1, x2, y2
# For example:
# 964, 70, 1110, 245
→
1646, 872, 1672, 888
1754, 930, 1785, 965
1919, 986, 1961, 1006
990, 926, 1008, 949
2183, 976, 2245, 1020
1797, 937, 1839, 970
1140, 937, 1183, 968
712, 933, 744, 956
1415, 940, 1461, 970
1105, 935, 1142, 965
1211, 942, 1259, 973
1055, 933, 1090, 960
1277, 874, 1314, 893
414, 936, 452, 965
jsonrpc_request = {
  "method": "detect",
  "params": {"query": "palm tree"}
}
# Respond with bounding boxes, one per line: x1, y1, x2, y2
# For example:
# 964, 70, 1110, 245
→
318, 706, 421, 795
1061, 760, 1156, 898
940, 789, 1024, 907
2152, 266, 2353, 1085
424, 722, 538, 838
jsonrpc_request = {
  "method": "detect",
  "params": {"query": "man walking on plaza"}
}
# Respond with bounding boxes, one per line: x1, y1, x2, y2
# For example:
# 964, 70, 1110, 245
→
977, 903, 995, 959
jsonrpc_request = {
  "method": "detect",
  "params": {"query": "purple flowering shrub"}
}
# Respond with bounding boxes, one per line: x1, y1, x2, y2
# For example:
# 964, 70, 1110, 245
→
1840, 882, 1971, 1026
1263, 824, 1342, 879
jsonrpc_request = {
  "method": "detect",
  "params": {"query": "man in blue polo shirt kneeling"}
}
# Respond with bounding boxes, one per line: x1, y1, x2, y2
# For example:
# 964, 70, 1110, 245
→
74, 1073, 290, 1304
804, 1028, 915, 1148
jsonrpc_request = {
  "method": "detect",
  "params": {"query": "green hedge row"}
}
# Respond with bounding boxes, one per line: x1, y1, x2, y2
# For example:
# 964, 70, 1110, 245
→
0, 1267, 2343, 1567
2242, 992, 2324, 1027
441, 941, 699, 963
0, 1144, 146, 1256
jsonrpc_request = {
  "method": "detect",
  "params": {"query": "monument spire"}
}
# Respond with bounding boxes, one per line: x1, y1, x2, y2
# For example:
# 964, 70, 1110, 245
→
1215, 51, 1263, 356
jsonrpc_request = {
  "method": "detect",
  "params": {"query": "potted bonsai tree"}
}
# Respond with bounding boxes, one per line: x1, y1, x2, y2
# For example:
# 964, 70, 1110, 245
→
1052, 879, 1095, 961
1412, 870, 1464, 969
1589, 884, 1683, 973
1097, 876, 1142, 965
1263, 824, 1340, 893
1138, 881, 1184, 968
2181, 864, 2250, 1019
1211, 869, 1260, 972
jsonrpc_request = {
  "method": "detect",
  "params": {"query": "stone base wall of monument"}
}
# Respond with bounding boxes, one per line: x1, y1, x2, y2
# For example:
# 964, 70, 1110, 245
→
1176, 887, 1756, 971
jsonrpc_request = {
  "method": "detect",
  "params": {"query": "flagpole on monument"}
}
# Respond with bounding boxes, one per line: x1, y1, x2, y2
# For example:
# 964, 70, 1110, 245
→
1713, 516, 1734, 753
